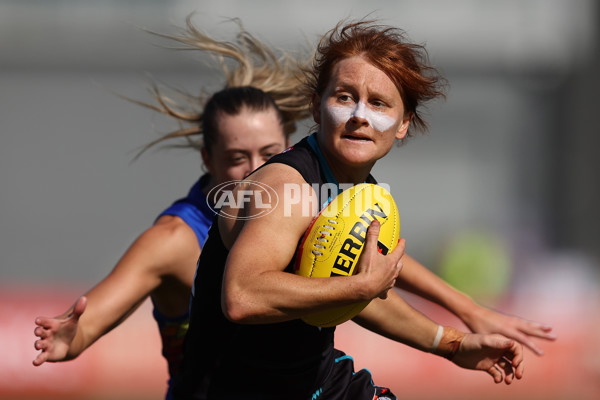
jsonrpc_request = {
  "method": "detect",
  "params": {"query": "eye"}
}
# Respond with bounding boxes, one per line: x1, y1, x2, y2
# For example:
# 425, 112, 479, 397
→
228, 154, 247, 164
371, 99, 387, 109
337, 94, 354, 104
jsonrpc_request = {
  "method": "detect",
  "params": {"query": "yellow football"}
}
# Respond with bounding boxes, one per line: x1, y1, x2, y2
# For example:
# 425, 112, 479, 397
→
294, 183, 401, 327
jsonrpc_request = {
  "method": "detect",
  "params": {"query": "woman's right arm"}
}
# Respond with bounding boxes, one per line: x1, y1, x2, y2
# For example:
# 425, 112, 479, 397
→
220, 164, 404, 324
32, 218, 198, 365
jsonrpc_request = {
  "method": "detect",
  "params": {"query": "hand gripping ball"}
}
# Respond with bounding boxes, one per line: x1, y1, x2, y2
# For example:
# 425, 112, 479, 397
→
294, 183, 400, 327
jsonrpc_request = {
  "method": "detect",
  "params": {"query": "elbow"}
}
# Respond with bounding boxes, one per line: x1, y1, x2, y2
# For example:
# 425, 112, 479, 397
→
222, 297, 246, 323
221, 289, 257, 324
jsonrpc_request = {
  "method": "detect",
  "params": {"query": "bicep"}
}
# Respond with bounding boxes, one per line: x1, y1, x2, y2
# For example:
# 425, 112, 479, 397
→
223, 194, 309, 281
220, 166, 319, 322
223, 166, 317, 281
220, 213, 312, 323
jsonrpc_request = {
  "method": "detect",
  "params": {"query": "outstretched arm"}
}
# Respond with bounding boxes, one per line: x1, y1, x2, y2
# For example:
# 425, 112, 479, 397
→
354, 290, 524, 385
32, 216, 198, 366
397, 254, 556, 355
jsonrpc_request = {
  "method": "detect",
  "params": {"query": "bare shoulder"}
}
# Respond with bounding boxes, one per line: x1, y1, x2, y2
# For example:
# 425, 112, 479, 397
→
125, 215, 201, 276
219, 163, 319, 250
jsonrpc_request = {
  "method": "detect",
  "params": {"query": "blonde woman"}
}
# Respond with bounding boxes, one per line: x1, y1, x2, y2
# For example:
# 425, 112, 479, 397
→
32, 17, 311, 400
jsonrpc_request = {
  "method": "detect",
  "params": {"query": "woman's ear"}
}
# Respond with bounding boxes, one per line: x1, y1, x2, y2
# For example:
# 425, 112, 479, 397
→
395, 113, 412, 140
311, 92, 321, 124
200, 147, 214, 175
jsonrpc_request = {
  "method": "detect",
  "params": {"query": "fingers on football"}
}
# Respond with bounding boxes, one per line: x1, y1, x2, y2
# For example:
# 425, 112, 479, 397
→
389, 238, 406, 269
364, 220, 381, 252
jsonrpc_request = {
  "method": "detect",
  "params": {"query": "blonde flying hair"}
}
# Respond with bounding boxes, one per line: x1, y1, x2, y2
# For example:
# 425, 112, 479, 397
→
129, 15, 312, 158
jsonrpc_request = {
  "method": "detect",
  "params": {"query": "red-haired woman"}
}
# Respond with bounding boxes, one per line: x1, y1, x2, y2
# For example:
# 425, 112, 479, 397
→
172, 20, 548, 400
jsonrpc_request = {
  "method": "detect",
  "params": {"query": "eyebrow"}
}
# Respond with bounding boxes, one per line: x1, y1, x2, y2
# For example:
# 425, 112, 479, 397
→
334, 80, 395, 101
333, 82, 355, 93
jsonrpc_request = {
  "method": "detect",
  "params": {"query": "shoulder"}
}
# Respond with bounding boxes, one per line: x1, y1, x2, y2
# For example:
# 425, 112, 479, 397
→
260, 136, 322, 184
151, 215, 202, 252
218, 163, 319, 250
107, 215, 200, 285
247, 162, 318, 216
133, 216, 201, 273
219, 162, 314, 227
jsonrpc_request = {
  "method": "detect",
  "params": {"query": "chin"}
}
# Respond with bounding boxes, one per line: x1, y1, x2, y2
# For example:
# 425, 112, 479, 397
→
337, 150, 377, 168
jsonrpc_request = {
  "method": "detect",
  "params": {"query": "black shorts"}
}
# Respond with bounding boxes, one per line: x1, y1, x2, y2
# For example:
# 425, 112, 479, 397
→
173, 349, 396, 400
312, 349, 396, 400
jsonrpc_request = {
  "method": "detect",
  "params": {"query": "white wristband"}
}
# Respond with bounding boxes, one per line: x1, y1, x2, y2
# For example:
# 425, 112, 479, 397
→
431, 325, 444, 352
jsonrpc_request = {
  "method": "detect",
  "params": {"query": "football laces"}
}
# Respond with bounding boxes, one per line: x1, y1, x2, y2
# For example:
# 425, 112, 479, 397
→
311, 219, 338, 256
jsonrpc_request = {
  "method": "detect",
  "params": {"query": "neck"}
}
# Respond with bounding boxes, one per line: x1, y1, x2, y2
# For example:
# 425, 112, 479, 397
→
314, 133, 373, 185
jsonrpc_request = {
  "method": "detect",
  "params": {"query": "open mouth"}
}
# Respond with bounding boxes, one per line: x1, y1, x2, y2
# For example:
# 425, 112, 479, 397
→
342, 133, 372, 141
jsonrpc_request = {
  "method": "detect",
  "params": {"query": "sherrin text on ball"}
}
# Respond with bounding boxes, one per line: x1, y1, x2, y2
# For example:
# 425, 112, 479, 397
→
294, 183, 400, 327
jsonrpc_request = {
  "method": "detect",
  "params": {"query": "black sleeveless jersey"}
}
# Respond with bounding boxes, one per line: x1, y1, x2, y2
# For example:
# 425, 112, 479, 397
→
172, 136, 376, 400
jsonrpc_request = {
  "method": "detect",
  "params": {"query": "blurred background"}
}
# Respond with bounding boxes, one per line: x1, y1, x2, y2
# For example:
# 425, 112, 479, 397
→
1, 0, 599, 399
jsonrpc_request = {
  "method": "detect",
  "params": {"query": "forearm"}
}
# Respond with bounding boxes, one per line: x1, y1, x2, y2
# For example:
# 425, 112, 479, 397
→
223, 269, 371, 324
62, 303, 120, 358
396, 254, 478, 321
354, 290, 467, 359
63, 276, 150, 358
353, 289, 440, 352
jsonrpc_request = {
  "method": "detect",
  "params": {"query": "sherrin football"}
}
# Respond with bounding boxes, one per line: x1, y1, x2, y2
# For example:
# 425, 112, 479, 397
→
294, 183, 401, 327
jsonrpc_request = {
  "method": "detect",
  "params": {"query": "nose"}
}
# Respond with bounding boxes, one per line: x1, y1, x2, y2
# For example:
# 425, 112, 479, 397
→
349, 115, 369, 126
349, 102, 369, 126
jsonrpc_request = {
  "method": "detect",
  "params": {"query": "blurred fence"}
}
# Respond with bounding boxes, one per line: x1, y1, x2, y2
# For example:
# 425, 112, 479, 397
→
3, 284, 599, 400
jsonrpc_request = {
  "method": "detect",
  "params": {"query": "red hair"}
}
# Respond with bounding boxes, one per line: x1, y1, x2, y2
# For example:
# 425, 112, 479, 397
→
305, 20, 447, 136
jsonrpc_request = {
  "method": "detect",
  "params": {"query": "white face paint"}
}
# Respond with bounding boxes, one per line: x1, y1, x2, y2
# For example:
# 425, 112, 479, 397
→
326, 102, 397, 133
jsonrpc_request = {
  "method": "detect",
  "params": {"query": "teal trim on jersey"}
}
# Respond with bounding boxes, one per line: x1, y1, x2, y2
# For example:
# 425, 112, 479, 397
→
362, 368, 375, 386
310, 387, 323, 399
334, 354, 354, 363
335, 355, 375, 386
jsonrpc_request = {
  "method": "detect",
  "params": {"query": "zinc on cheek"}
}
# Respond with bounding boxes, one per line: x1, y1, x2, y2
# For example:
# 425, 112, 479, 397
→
326, 103, 397, 132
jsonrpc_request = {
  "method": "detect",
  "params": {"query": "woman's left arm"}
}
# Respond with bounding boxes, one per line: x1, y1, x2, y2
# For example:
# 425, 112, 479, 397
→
354, 290, 524, 385
396, 254, 556, 355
